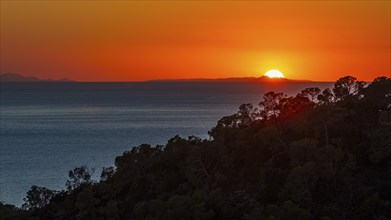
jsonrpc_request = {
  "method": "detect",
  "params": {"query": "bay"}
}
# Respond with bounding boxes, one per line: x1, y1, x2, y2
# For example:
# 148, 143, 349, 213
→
0, 82, 332, 206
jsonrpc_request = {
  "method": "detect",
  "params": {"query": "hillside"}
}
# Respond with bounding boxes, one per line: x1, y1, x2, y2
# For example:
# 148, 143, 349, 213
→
1, 76, 390, 220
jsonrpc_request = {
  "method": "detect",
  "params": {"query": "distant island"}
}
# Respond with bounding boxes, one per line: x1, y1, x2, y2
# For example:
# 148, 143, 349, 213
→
0, 73, 320, 83
146, 76, 313, 83
0, 73, 74, 83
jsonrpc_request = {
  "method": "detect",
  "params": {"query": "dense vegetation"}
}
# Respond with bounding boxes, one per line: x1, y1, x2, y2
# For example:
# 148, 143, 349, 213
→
1, 76, 390, 220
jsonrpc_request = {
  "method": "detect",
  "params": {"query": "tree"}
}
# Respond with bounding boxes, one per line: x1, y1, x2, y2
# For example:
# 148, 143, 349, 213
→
22, 185, 56, 210
298, 87, 321, 103
237, 103, 257, 126
277, 95, 313, 121
209, 103, 256, 138
259, 92, 287, 120
317, 88, 334, 105
100, 166, 115, 182
360, 76, 391, 122
65, 166, 94, 191
332, 76, 365, 101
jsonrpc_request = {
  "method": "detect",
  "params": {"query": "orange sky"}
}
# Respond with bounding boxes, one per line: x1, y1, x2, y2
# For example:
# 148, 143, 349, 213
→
1, 1, 390, 82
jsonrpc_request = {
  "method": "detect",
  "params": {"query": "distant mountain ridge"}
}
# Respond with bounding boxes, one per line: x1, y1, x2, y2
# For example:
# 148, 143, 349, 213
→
0, 73, 74, 83
146, 76, 313, 83
0, 73, 316, 83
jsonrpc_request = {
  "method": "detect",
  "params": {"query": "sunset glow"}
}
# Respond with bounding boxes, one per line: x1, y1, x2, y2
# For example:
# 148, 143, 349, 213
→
1, 1, 390, 81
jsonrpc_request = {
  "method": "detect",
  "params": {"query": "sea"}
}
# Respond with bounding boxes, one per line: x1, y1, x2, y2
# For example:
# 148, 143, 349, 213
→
0, 81, 332, 206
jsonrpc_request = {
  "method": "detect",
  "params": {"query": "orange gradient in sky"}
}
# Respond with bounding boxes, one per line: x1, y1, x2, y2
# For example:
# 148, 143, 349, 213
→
1, 1, 390, 82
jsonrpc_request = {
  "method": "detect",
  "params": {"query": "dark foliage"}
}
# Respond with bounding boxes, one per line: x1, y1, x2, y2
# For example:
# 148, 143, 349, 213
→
3, 76, 390, 220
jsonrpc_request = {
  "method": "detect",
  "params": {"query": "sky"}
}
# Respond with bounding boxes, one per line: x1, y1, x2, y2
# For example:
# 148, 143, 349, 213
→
1, 1, 390, 82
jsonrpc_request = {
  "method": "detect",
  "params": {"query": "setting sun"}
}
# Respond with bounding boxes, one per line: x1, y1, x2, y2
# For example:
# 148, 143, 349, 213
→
264, 70, 285, 79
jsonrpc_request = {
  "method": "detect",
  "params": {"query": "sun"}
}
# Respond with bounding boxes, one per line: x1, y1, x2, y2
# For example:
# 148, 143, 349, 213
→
264, 70, 285, 78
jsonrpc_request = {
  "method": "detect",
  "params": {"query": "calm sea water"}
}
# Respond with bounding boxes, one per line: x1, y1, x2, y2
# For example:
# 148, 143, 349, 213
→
0, 82, 331, 206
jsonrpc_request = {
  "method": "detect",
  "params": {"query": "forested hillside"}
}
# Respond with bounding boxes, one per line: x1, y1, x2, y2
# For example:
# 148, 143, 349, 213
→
1, 76, 390, 220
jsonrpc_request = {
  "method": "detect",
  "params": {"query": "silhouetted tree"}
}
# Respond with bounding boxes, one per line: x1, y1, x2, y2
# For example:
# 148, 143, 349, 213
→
332, 75, 365, 101
100, 166, 115, 182
298, 87, 321, 103
317, 88, 334, 105
259, 91, 287, 120
65, 166, 94, 191
22, 185, 56, 210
